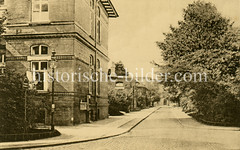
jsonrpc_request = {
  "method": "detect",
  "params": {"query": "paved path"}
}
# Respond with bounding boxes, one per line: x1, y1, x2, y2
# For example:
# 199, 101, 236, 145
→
0, 106, 159, 150
27, 107, 240, 150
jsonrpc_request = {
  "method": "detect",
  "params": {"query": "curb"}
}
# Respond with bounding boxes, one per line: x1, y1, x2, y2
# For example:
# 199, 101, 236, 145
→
173, 108, 240, 131
1, 107, 161, 150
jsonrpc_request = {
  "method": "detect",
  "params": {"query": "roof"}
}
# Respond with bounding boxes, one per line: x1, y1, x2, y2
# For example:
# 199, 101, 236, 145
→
100, 0, 119, 18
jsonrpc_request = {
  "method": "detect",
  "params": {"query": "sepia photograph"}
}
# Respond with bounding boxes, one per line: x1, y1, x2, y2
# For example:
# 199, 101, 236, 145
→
0, 0, 240, 149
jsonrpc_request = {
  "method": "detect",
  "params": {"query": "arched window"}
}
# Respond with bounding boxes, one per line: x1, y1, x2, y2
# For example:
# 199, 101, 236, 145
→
97, 59, 100, 69
31, 45, 48, 55
90, 0, 94, 9
97, 20, 100, 43
90, 55, 94, 66
97, 6, 101, 18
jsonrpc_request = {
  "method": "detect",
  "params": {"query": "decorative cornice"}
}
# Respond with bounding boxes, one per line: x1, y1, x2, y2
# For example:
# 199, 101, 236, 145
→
6, 55, 75, 62
3, 32, 110, 61
3, 32, 76, 40
6, 56, 27, 61
56, 55, 74, 60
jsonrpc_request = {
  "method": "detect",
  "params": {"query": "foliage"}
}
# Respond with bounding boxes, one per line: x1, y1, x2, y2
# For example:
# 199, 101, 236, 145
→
135, 87, 152, 108
0, 69, 37, 134
191, 82, 240, 125
157, 1, 239, 83
108, 89, 132, 115
115, 61, 128, 76
156, 1, 240, 125
0, 11, 6, 35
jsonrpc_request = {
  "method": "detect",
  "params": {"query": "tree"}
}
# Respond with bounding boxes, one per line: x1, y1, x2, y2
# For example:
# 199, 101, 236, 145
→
157, 1, 240, 83
108, 89, 132, 115
0, 13, 37, 133
0, 69, 37, 134
156, 1, 240, 125
115, 61, 128, 76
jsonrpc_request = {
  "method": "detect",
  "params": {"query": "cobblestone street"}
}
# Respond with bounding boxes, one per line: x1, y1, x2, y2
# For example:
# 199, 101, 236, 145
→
28, 107, 240, 150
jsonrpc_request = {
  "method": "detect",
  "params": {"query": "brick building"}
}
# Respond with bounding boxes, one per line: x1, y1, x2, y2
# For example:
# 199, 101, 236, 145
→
2, 0, 118, 125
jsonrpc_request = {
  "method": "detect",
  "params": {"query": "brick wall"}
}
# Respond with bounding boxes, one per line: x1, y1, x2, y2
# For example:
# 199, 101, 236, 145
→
4, 0, 114, 125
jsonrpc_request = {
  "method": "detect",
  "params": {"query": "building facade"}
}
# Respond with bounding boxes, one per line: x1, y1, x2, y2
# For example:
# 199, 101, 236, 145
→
2, 0, 118, 125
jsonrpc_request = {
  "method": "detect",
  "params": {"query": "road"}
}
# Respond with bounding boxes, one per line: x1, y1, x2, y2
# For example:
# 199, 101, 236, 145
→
27, 107, 240, 150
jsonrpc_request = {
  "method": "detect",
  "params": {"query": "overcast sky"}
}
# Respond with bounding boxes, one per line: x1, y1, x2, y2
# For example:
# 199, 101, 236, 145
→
108, 0, 240, 74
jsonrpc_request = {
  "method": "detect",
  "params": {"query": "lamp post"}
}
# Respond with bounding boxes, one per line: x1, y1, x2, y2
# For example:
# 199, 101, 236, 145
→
50, 50, 57, 131
23, 76, 29, 133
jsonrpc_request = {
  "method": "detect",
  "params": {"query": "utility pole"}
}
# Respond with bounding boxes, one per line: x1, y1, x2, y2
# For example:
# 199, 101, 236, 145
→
132, 84, 135, 111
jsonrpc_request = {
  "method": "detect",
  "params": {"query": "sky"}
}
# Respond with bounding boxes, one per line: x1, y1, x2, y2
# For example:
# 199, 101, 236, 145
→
108, 0, 240, 74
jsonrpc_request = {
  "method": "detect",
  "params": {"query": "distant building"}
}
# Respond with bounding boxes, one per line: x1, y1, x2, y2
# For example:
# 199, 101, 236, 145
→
2, 0, 118, 125
108, 62, 162, 110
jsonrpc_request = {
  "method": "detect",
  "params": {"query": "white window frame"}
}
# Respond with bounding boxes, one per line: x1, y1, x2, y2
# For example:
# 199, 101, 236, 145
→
0, 54, 5, 64
31, 45, 49, 55
32, 0, 49, 22
31, 61, 49, 91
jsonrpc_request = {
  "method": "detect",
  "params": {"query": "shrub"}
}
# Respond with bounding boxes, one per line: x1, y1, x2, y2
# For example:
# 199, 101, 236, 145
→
108, 89, 132, 116
0, 70, 37, 134
192, 82, 240, 126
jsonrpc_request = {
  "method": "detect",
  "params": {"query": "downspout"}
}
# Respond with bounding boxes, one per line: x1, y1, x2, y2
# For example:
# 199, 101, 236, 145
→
94, 0, 98, 121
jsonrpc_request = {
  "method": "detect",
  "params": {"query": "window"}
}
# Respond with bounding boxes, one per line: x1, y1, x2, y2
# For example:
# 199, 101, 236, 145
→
0, 68, 5, 75
97, 59, 100, 69
32, 0, 49, 22
90, 0, 94, 9
32, 61, 48, 71
31, 45, 48, 55
97, 6, 101, 18
0, 54, 5, 64
89, 68, 93, 94
97, 20, 101, 43
0, 54, 5, 75
0, 0, 4, 5
97, 71, 100, 95
90, 55, 94, 66
31, 61, 48, 91
90, 0, 95, 38
90, 12, 95, 38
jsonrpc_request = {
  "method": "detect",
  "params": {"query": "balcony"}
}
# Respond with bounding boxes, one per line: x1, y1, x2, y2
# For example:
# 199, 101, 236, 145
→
100, 0, 119, 18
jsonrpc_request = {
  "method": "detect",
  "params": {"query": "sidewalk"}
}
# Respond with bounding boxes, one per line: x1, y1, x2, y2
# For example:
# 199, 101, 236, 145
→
172, 107, 240, 131
0, 106, 160, 150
